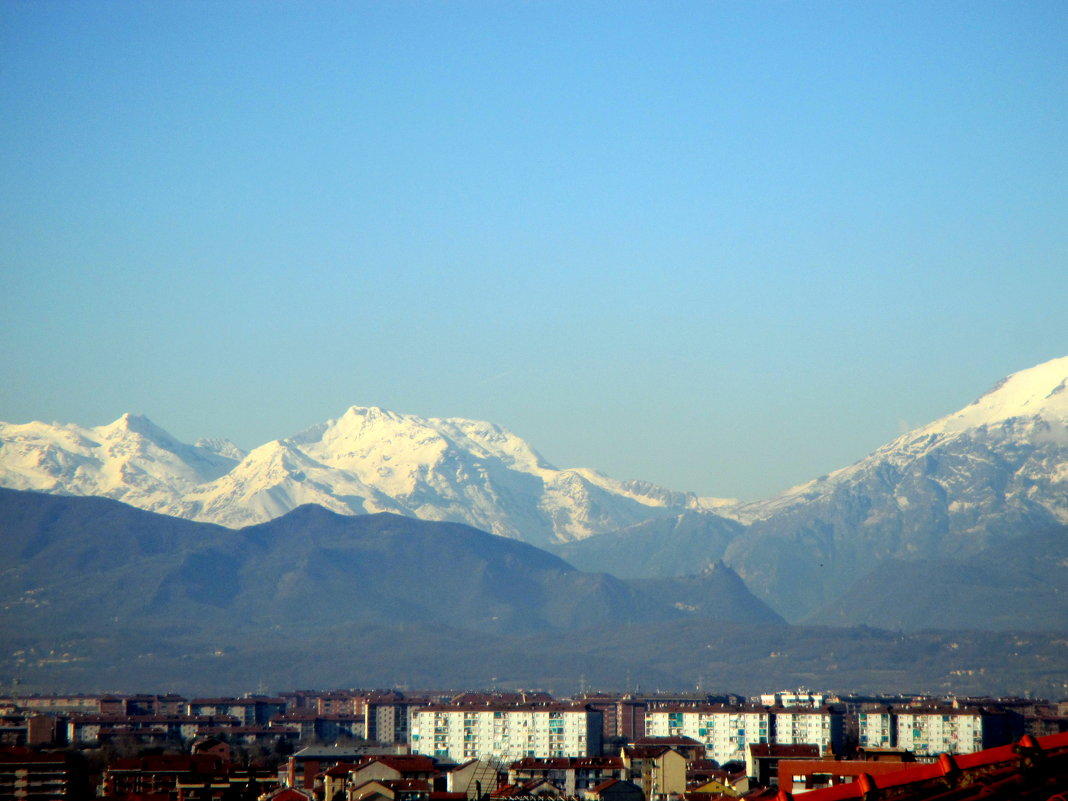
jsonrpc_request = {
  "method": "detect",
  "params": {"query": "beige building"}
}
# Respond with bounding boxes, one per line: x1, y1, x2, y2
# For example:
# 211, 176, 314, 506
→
619, 746, 686, 800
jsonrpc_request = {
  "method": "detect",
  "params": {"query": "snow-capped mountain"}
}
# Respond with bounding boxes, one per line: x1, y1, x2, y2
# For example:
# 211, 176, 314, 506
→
0, 413, 240, 519
723, 355, 1068, 617
0, 406, 703, 544
3, 356, 1067, 608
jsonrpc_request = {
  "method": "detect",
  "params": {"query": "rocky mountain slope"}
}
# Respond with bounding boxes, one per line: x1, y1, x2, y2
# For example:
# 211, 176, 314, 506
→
0, 406, 710, 546
807, 524, 1068, 631
723, 356, 1068, 618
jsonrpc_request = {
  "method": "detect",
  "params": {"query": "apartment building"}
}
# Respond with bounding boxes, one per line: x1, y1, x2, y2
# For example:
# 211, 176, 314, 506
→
894, 708, 985, 757
643, 705, 844, 765
409, 704, 602, 762
643, 706, 771, 765
771, 708, 844, 754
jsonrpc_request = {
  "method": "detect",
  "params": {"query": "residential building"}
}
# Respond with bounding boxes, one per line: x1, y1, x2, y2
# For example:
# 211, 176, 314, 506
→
857, 706, 895, 749
894, 707, 985, 757
619, 745, 686, 800
582, 778, 643, 801
187, 697, 287, 727
769, 707, 844, 755
745, 743, 819, 787
0, 747, 84, 801
365, 700, 424, 745
67, 714, 238, 744
643, 705, 771, 765
757, 691, 827, 709
507, 757, 625, 795
409, 704, 602, 762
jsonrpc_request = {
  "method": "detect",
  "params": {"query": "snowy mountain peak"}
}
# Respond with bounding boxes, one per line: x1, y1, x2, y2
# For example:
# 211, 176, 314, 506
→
98, 412, 184, 448
194, 437, 247, 461
0, 404, 695, 542
927, 355, 1068, 435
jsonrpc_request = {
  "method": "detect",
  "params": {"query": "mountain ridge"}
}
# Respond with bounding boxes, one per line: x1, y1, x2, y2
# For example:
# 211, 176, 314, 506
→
3, 356, 1068, 623
0, 406, 713, 545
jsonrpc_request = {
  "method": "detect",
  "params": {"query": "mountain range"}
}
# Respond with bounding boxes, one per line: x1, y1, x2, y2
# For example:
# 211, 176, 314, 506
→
2, 486, 1065, 699
0, 406, 703, 545
2, 355, 1068, 627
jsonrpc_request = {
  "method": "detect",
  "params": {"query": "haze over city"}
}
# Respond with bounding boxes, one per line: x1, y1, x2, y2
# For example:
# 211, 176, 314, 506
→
2, 1, 1066, 500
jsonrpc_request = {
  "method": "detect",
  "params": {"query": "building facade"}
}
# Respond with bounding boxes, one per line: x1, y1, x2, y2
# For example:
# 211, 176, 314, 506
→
894, 709, 985, 756
644, 706, 771, 765
409, 704, 602, 762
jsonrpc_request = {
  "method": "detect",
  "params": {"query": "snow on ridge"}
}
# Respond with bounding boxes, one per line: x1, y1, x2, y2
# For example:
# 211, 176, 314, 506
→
731, 355, 1068, 521
0, 406, 697, 543
6, 356, 1067, 538
922, 355, 1068, 435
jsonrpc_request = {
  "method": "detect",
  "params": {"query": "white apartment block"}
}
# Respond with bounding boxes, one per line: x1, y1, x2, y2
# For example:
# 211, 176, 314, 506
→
409, 704, 602, 762
772, 709, 843, 755
644, 706, 844, 765
894, 709, 985, 757
758, 691, 826, 709
644, 706, 771, 765
857, 708, 895, 749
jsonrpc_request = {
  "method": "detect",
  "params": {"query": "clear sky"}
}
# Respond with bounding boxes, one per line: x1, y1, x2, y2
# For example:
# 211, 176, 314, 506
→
2, 1, 1066, 500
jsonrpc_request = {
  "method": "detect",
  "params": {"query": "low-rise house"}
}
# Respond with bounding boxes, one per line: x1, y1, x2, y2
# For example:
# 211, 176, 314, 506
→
445, 759, 505, 800
582, 779, 643, 801
286, 747, 411, 792
348, 779, 432, 801
745, 743, 819, 787
508, 757, 625, 795
631, 737, 705, 761
490, 778, 567, 800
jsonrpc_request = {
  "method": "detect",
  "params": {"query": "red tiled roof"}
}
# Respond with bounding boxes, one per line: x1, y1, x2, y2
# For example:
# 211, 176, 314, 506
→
622, 746, 672, 759
773, 731, 1068, 801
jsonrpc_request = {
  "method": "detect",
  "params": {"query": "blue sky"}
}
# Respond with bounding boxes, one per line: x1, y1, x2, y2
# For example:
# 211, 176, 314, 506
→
2, 1, 1066, 500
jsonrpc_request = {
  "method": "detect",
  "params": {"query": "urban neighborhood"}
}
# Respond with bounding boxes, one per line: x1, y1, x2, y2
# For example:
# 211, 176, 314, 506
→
2, 687, 1066, 801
